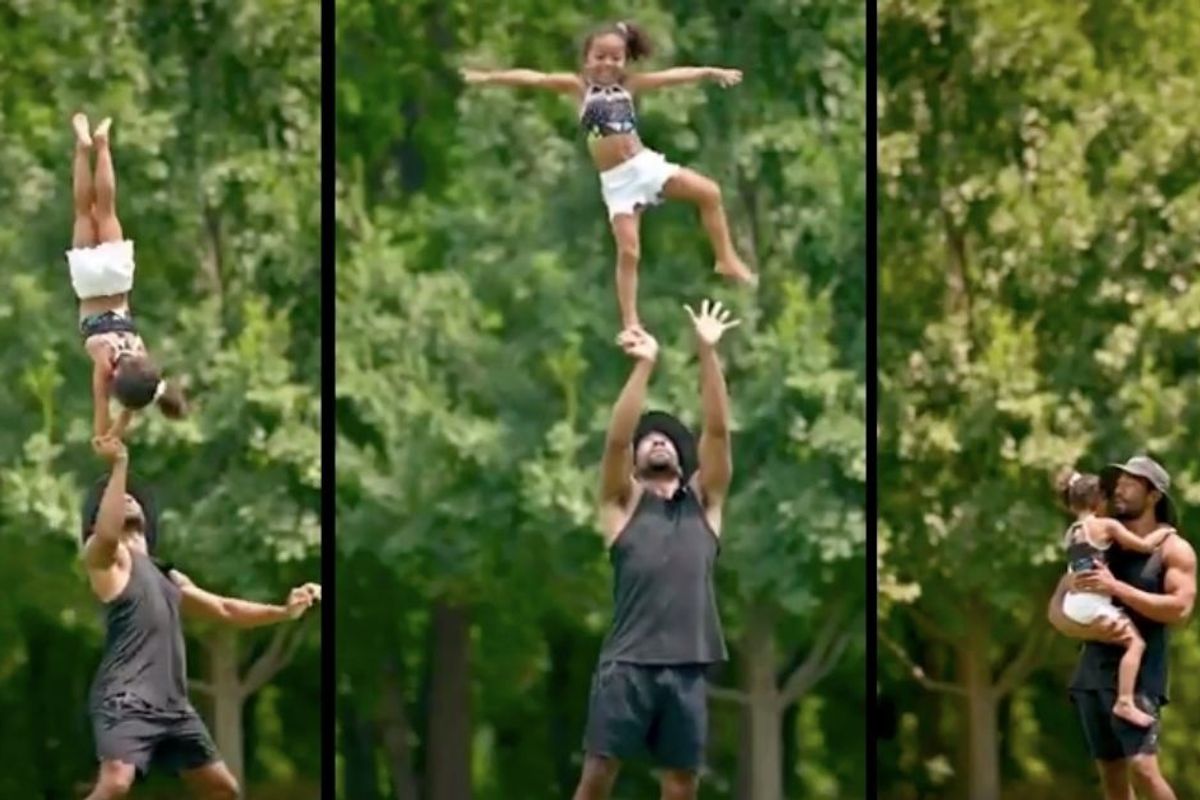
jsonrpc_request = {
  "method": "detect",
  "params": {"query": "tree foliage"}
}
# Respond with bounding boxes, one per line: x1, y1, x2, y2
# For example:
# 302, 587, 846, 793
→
878, 2, 1200, 797
0, 2, 321, 797
336, 0, 865, 797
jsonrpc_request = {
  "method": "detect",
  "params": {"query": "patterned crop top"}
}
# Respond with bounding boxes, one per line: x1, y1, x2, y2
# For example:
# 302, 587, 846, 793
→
1064, 519, 1110, 574
579, 83, 638, 140
81, 309, 145, 367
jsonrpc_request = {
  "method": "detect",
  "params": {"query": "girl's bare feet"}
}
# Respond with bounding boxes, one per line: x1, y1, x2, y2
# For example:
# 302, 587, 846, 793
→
715, 256, 759, 287
72, 112, 92, 148
93, 117, 113, 144
1113, 697, 1156, 728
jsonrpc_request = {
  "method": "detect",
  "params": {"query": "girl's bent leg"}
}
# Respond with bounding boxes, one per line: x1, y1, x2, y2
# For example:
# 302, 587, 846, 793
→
72, 113, 97, 249
1112, 621, 1156, 728
662, 167, 756, 285
611, 211, 643, 332
92, 118, 124, 243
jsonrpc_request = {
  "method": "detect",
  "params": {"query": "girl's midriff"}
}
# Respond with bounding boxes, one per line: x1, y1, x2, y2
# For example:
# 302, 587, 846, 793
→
79, 293, 130, 321
588, 132, 645, 173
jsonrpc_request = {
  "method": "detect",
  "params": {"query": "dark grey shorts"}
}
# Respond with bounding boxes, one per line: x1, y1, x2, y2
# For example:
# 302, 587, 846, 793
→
1070, 689, 1161, 762
583, 661, 709, 770
92, 696, 219, 777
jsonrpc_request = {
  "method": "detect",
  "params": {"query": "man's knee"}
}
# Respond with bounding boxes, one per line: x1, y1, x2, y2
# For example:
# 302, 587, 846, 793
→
575, 755, 619, 798
90, 767, 136, 799
1129, 753, 1164, 783
205, 774, 241, 800
660, 769, 698, 800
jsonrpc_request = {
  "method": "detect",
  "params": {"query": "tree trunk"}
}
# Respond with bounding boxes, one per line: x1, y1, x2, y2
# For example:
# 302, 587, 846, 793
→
425, 601, 472, 800
210, 628, 245, 782
544, 619, 577, 797
736, 698, 754, 800
340, 695, 384, 800
781, 702, 799, 798
960, 619, 999, 800
743, 610, 783, 800
379, 656, 420, 800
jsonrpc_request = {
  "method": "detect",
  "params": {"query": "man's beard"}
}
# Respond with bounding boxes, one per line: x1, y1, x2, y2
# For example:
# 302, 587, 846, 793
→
1110, 499, 1142, 521
638, 456, 679, 479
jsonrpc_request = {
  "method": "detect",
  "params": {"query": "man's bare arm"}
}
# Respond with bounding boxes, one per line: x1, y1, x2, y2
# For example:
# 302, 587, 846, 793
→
83, 439, 129, 569
600, 359, 653, 506
695, 341, 732, 507
173, 572, 320, 628
685, 301, 739, 509
1109, 537, 1197, 625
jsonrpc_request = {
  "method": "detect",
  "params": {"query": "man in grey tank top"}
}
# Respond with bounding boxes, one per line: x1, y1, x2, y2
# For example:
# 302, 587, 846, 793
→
81, 436, 321, 799
1047, 455, 1197, 800
572, 299, 738, 800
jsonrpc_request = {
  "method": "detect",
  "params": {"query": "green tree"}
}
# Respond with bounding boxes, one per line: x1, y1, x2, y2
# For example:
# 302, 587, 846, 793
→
879, 2, 1200, 798
0, 2, 321, 797
336, 0, 865, 797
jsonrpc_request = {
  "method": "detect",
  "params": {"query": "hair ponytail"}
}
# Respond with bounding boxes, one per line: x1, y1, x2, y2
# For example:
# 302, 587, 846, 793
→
155, 380, 188, 419
1054, 466, 1101, 511
616, 20, 652, 61
582, 20, 654, 63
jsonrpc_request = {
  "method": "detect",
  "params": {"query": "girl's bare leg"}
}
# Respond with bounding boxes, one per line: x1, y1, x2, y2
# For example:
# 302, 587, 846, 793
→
72, 113, 97, 248
1112, 617, 1156, 728
662, 168, 757, 286
611, 211, 643, 332
92, 118, 124, 243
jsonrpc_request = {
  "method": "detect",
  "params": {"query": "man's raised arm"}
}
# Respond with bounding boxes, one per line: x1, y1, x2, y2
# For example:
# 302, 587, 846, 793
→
599, 328, 658, 507
84, 437, 130, 569
687, 300, 740, 508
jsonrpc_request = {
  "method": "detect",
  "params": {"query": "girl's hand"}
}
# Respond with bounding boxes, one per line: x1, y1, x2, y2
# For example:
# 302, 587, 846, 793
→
460, 68, 488, 85
93, 435, 128, 464
616, 327, 659, 363
711, 68, 743, 88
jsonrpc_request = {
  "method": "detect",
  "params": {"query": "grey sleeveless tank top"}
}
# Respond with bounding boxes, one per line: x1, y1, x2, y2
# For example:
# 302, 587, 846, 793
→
89, 552, 190, 715
599, 486, 728, 665
1069, 546, 1170, 703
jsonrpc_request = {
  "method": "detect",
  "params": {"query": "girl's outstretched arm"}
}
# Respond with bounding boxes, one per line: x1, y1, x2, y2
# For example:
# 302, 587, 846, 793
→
105, 407, 134, 441
88, 346, 114, 438
628, 66, 742, 92
461, 68, 582, 95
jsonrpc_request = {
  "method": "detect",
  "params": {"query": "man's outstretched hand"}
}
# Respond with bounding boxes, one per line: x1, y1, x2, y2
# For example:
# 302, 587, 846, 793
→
617, 326, 659, 363
685, 299, 741, 347
286, 583, 322, 620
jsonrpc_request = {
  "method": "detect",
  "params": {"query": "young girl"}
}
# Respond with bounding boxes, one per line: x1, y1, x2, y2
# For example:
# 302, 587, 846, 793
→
1057, 468, 1174, 728
461, 19, 757, 333
68, 113, 186, 439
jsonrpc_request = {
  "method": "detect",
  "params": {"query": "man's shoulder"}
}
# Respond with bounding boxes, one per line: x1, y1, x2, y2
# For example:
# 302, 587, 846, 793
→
1164, 533, 1197, 568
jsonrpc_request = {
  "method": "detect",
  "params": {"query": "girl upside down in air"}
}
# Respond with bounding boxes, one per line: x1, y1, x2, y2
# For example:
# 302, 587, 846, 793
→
68, 113, 186, 441
462, 19, 758, 333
